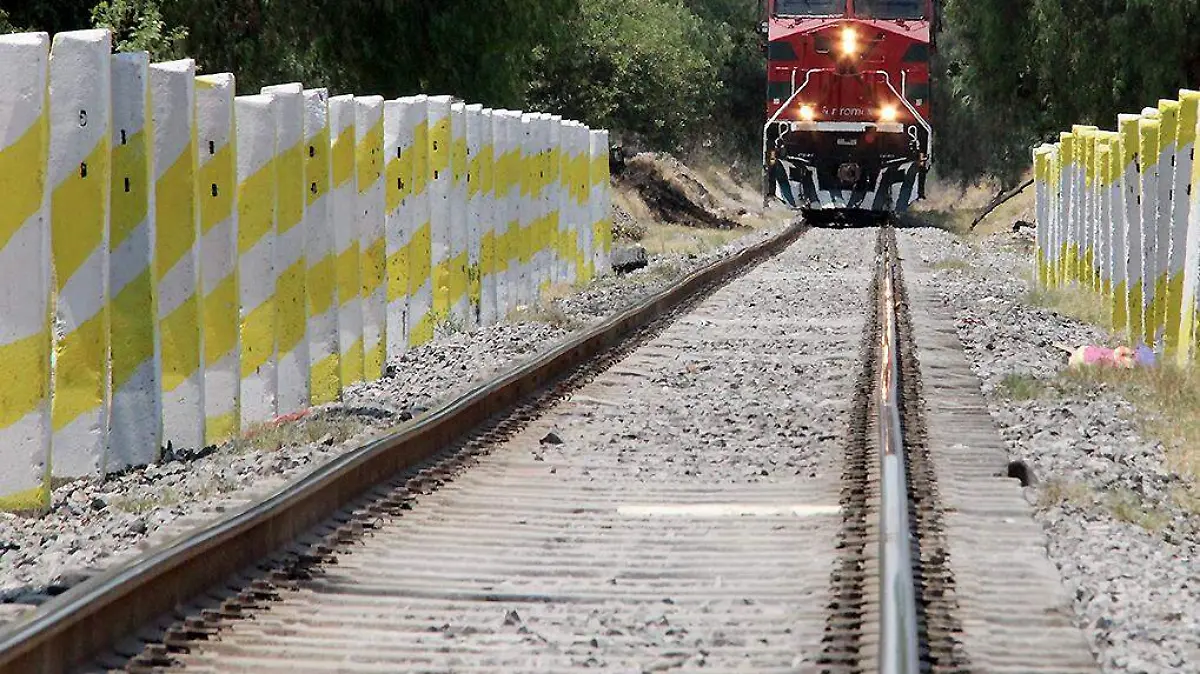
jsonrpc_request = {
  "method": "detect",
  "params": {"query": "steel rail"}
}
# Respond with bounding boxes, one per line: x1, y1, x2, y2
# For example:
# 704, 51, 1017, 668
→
878, 228, 920, 674
0, 223, 806, 674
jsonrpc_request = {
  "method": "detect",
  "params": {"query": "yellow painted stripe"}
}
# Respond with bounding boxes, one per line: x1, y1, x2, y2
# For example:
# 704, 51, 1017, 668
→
203, 272, 238, 364
310, 351, 340, 406
480, 230, 496, 277
111, 128, 149, 248
160, 295, 201, 392
362, 236, 385, 295
276, 257, 307, 354
306, 125, 331, 206
412, 121, 429, 195
205, 411, 237, 446
52, 138, 110, 289
365, 340, 385, 381
0, 482, 49, 512
155, 140, 198, 280
240, 296, 275, 378
386, 144, 413, 214
337, 245, 361, 302
111, 268, 154, 390
453, 136, 467, 184
341, 337, 364, 384
356, 117, 383, 195
237, 155, 276, 255
198, 142, 234, 234
0, 114, 48, 252
277, 141, 304, 233
387, 243, 409, 303
448, 250, 469, 303
308, 252, 337, 317
429, 118, 451, 176
0, 330, 51, 430
409, 314, 435, 348
332, 125, 355, 189
408, 220, 431, 291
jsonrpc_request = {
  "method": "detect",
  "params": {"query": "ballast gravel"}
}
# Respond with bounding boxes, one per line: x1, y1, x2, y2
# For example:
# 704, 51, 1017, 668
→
0, 222, 785, 629
898, 226, 1200, 674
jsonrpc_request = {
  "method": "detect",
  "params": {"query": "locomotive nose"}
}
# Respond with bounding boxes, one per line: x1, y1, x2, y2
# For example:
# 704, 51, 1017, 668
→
837, 162, 861, 186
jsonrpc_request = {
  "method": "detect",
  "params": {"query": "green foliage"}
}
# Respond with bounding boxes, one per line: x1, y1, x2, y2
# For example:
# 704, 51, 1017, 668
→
937, 0, 1200, 186
91, 0, 186, 60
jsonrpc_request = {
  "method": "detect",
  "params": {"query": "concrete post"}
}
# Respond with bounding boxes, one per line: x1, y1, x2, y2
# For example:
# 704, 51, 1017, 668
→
534, 114, 553, 298
1177, 91, 1200, 362
48, 29, 112, 478
1162, 98, 1193, 358
1115, 115, 1141, 335
196, 73, 239, 445
1152, 100, 1179, 349
1071, 126, 1096, 286
356, 95, 386, 380
235, 94, 278, 425
477, 108, 498, 327
302, 88, 339, 405
493, 110, 520, 319
329, 95, 362, 387
1057, 133, 1074, 286
108, 51, 162, 472
576, 123, 596, 282
262, 83, 310, 413
151, 59, 204, 451
548, 115, 563, 288
384, 97, 413, 358
427, 95, 453, 326
450, 101, 470, 326
465, 103, 485, 326
1137, 115, 1161, 348
1034, 145, 1052, 287
404, 95, 433, 347
591, 129, 612, 277
1096, 140, 1112, 298
0, 32, 53, 510
518, 114, 536, 309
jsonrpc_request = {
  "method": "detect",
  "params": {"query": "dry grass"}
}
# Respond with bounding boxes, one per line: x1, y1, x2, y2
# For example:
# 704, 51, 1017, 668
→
232, 413, 371, 454
1026, 283, 1115, 333
639, 223, 748, 257
1037, 478, 1095, 508
508, 300, 580, 329
112, 487, 180, 514
909, 173, 1035, 238
999, 372, 1047, 400
1105, 488, 1172, 531
930, 257, 972, 273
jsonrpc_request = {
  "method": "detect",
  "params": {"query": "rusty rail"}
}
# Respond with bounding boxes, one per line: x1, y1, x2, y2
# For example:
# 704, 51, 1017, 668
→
0, 223, 805, 674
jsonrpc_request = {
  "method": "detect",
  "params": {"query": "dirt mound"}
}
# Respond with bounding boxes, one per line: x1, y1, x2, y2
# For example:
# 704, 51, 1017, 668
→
616, 153, 749, 230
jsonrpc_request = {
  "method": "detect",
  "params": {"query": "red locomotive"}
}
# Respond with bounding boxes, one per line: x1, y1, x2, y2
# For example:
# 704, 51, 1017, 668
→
762, 0, 935, 222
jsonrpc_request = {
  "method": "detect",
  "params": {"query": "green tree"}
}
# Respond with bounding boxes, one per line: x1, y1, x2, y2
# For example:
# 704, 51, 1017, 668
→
91, 0, 186, 60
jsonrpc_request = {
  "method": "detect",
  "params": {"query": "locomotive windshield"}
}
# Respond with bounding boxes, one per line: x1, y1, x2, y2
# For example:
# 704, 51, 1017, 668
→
774, 0, 846, 17
854, 0, 925, 19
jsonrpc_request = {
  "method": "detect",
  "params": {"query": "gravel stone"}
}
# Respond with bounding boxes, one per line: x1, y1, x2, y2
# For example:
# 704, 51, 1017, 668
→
898, 226, 1200, 674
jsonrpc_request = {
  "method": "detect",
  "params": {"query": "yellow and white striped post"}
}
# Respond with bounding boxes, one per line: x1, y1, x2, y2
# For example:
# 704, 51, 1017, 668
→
303, 88, 339, 405
108, 51, 161, 472
427, 95, 453, 327
1095, 138, 1113, 297
383, 97, 412, 358
1103, 132, 1124, 299
534, 114, 554, 297
1072, 126, 1097, 287
0, 32, 53, 510
1165, 96, 1195, 359
493, 110, 520, 317
330, 95, 362, 388
1152, 100, 1180, 349
1057, 132, 1074, 285
449, 101, 470, 326
575, 122, 596, 282
47, 29, 112, 478
547, 115, 563, 288
1048, 143, 1063, 288
465, 103, 485, 326
517, 114, 536, 308
404, 95, 433, 347
1137, 114, 1161, 348
356, 95, 386, 380
196, 73, 238, 445
1178, 92, 1200, 362
1115, 115, 1141, 335
591, 129, 612, 276
1034, 145, 1054, 287
478, 108, 499, 326
235, 94, 278, 425
262, 83, 310, 414
151, 59, 204, 450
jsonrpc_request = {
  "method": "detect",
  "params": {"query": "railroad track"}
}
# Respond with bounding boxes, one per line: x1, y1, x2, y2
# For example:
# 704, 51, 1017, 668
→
1, 222, 1099, 674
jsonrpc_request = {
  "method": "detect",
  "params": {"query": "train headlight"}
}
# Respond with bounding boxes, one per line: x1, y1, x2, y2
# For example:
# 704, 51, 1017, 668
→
840, 27, 858, 55
879, 104, 899, 123
799, 104, 815, 122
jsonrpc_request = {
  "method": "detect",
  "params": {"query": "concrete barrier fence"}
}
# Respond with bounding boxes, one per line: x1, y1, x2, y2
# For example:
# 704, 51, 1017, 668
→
1035, 89, 1200, 365
0, 27, 612, 509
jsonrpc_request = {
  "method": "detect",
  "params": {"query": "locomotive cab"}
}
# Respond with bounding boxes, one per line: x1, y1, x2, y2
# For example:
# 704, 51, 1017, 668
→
763, 0, 934, 219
